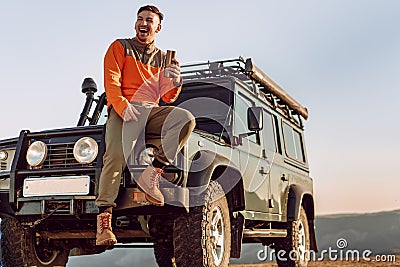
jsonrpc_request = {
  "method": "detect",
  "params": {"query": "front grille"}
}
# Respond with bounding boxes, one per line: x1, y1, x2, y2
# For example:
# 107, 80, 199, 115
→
46, 200, 72, 214
0, 161, 6, 170
42, 142, 96, 168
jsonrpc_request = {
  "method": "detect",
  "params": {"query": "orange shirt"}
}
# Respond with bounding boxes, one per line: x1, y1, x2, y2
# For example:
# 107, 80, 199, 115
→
104, 37, 182, 117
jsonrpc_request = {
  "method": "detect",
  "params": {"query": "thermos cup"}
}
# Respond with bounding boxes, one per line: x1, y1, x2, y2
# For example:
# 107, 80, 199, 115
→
164, 50, 176, 78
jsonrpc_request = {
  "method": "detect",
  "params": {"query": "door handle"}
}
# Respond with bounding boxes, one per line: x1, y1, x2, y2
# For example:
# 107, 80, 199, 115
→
259, 167, 269, 175
281, 174, 288, 182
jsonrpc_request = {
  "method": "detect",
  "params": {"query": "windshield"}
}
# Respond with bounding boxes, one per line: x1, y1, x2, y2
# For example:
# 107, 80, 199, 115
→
96, 104, 108, 125
167, 81, 234, 143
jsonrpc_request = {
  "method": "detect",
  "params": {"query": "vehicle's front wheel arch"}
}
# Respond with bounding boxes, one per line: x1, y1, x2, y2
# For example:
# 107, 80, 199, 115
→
287, 185, 316, 221
210, 165, 245, 212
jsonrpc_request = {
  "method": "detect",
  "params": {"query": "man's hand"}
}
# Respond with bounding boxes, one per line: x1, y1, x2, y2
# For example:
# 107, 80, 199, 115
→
122, 104, 141, 122
164, 59, 182, 86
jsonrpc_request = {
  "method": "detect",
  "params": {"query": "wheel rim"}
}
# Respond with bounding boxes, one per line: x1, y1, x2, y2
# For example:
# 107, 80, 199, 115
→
296, 220, 307, 261
33, 235, 59, 265
209, 205, 225, 266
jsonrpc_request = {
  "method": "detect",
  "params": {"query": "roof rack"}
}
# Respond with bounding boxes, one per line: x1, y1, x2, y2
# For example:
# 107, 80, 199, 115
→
181, 57, 309, 121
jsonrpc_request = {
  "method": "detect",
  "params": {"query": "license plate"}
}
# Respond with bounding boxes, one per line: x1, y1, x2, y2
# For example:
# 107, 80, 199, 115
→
23, 176, 90, 197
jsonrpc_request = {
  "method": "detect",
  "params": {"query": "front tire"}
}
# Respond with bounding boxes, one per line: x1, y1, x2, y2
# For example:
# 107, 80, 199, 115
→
150, 216, 174, 267
1, 215, 69, 267
275, 206, 310, 267
174, 180, 231, 267
154, 241, 174, 267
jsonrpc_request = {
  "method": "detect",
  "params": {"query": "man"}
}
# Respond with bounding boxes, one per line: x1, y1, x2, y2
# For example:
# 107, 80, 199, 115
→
95, 5, 195, 246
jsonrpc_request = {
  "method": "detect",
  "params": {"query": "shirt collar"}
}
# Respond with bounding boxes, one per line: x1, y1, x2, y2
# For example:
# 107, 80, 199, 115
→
133, 36, 156, 54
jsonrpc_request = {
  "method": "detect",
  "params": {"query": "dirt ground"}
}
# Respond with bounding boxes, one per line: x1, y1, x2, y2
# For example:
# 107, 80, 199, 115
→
232, 256, 400, 267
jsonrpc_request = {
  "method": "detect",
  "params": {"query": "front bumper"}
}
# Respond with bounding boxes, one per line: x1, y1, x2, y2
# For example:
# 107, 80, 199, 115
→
16, 195, 98, 216
14, 185, 189, 217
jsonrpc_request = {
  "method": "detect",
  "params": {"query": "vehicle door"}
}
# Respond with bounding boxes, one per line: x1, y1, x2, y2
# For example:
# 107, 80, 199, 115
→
259, 109, 284, 214
234, 90, 266, 212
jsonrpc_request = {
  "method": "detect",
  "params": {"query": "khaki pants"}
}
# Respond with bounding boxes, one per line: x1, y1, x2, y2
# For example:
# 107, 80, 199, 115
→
95, 103, 195, 208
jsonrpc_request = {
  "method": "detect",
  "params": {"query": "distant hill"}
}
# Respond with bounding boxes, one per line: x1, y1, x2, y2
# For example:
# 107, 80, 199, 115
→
315, 209, 400, 255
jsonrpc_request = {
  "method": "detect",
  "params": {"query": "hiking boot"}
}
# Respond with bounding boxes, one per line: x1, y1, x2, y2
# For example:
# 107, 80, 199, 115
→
137, 166, 165, 206
96, 210, 117, 246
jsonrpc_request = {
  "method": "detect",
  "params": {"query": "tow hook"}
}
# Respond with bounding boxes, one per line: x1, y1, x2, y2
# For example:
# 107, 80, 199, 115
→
21, 207, 60, 228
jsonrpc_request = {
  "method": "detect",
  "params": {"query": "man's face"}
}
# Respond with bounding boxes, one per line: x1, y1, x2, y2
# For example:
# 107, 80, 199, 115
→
135, 10, 161, 43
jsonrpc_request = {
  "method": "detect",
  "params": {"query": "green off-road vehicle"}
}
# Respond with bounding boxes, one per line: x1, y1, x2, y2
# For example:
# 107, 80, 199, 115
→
0, 57, 317, 267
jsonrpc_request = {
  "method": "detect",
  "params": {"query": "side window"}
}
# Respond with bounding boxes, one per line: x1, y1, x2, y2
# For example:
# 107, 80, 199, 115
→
283, 122, 305, 162
235, 92, 257, 143
293, 129, 305, 162
263, 111, 276, 152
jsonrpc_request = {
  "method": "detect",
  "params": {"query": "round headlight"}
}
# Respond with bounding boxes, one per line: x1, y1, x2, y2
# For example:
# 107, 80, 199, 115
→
0, 150, 8, 161
26, 141, 48, 167
138, 147, 155, 165
73, 137, 98, 164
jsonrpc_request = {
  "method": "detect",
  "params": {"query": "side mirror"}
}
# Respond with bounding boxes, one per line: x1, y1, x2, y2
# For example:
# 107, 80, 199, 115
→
235, 107, 263, 146
248, 107, 263, 131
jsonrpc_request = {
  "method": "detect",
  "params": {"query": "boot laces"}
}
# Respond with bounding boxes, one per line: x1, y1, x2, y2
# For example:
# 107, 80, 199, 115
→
99, 211, 112, 232
150, 168, 164, 188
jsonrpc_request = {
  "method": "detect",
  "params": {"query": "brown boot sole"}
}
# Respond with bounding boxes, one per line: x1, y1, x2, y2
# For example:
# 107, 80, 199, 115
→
145, 193, 164, 206
137, 185, 164, 206
96, 238, 117, 246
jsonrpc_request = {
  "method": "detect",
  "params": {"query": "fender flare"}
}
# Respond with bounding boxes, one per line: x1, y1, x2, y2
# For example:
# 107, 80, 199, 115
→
287, 185, 314, 221
186, 150, 230, 188
287, 184, 317, 251
186, 150, 242, 199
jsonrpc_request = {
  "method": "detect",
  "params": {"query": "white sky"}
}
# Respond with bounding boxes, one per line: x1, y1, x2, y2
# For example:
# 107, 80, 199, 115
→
0, 0, 399, 215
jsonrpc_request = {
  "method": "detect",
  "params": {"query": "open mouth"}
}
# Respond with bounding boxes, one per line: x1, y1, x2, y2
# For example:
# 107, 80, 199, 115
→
139, 28, 149, 33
